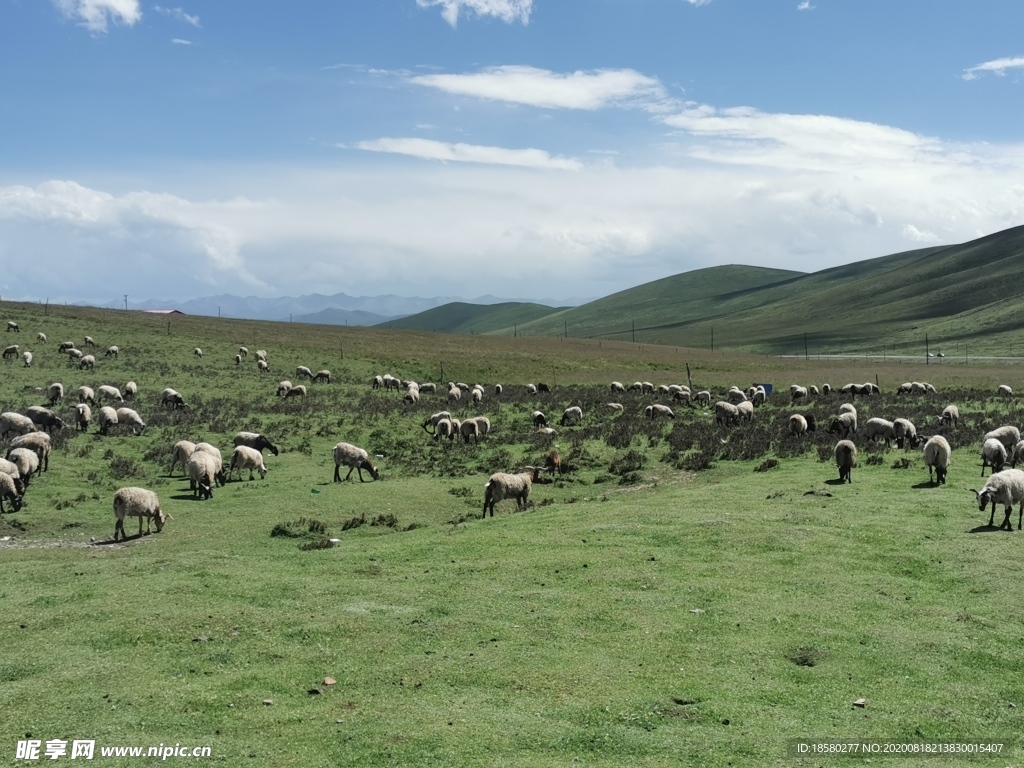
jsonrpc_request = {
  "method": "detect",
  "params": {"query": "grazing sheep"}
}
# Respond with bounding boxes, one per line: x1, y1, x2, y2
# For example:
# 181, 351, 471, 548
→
284, 384, 308, 401
7, 448, 40, 487
113, 487, 167, 541
234, 354, 242, 365
190, 347, 202, 359
727, 387, 748, 404
827, 412, 858, 438
0, 471, 23, 513
923, 435, 952, 484
750, 389, 765, 407
57, 341, 74, 353
104, 345, 119, 358
790, 385, 808, 403
383, 375, 401, 391
98, 385, 123, 404
123, 381, 138, 400
422, 411, 453, 435
0, 412, 36, 438
170, 440, 197, 476
238, 346, 248, 358
835, 440, 857, 483
923, 382, 937, 394
404, 385, 420, 405
909, 381, 926, 394
998, 384, 1013, 397
544, 450, 561, 475
97, 406, 119, 436
10, 432, 52, 472
714, 401, 740, 426
863, 417, 896, 447
313, 369, 331, 384
939, 405, 959, 429
981, 438, 1008, 477
22, 351, 32, 367
371, 374, 383, 389
0, 457, 21, 482
809, 385, 819, 396
460, 418, 480, 444
6, 321, 19, 332
972, 469, 1024, 530
471, 416, 491, 438
78, 385, 95, 405
838, 403, 857, 418
233, 432, 279, 456
821, 383, 831, 396
494, 384, 503, 395
560, 406, 583, 426
160, 388, 187, 409
789, 414, 809, 436
536, 427, 557, 437
736, 401, 753, 421
611, 381, 625, 393
332, 442, 380, 482
1011, 440, 1024, 469
893, 418, 921, 449
2, 344, 19, 360
696, 390, 712, 406
257, 359, 270, 374
629, 381, 644, 392
297, 366, 314, 380
83, 336, 96, 347
532, 410, 548, 427
896, 382, 913, 395
419, 382, 437, 394
606, 402, 624, 411
66, 347, 84, 361
187, 451, 224, 499
75, 403, 91, 432
229, 445, 268, 481
47, 382, 64, 406
984, 426, 1021, 454
483, 466, 544, 517
277, 380, 293, 397
25, 406, 64, 434
255, 349, 267, 362
525, 383, 538, 396
36, 332, 46, 342
645, 404, 676, 420
115, 407, 146, 435
79, 354, 96, 370
470, 387, 483, 405
434, 418, 455, 441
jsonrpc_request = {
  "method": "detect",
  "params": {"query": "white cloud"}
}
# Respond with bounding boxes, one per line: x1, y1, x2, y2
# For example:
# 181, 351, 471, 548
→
797, 1, 814, 10
171, 38, 191, 45
155, 5, 200, 27
353, 137, 582, 170
411, 65, 668, 111
53, 0, 141, 32
416, 0, 532, 27
962, 56, 1024, 81
685, 0, 715, 5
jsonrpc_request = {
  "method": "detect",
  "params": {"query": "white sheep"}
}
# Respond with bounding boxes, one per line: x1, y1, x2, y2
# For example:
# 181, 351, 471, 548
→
235, 354, 242, 365
939, 405, 959, 429
332, 442, 380, 482
834, 439, 857, 483
97, 406, 119, 436
483, 466, 544, 517
750, 389, 765, 407
193, 347, 202, 358
984, 426, 1020, 454
7, 447, 40, 487
233, 432, 279, 456
382, 374, 400, 391
297, 366, 314, 380
536, 427, 557, 437
470, 387, 483, 405
2, 344, 20, 360
160, 388, 186, 409
124, 381, 138, 400
229, 445, 268, 481
828, 411, 857, 438
283, 384, 307, 401
610, 381, 625, 393
422, 411, 453, 435
893, 418, 920, 449
75, 403, 91, 432
420, 382, 437, 394
5, 321, 19, 332
22, 350, 32, 367
727, 387, 747, 404
790, 385, 808, 402
170, 440, 197, 476
25, 405, 64, 434
606, 403, 624, 411
471, 416, 491, 438
257, 359, 270, 374
863, 417, 896, 447
79, 354, 96, 370
313, 369, 331, 383
972, 469, 1024, 530
736, 401, 753, 421
494, 384, 503, 396
896, 382, 913, 395
646, 404, 676, 420
404, 385, 420, 405
998, 384, 1013, 397
0, 412, 36, 438
459, 419, 480, 444
525, 383, 538, 395
36, 332, 45, 342
821, 383, 831, 396
532, 411, 548, 427
113, 487, 167, 541
238, 346, 248, 358
277, 380, 293, 397
434, 418, 455, 441
115, 407, 146, 435
78, 385, 95, 405
560, 406, 583, 426
66, 348, 83, 360
696, 390, 712, 406
97, 385, 123, 404
187, 451, 223, 499
255, 349, 267, 362
789, 414, 808, 436
0, 471, 23, 513
714, 401, 740, 426
371, 374, 384, 389
923, 435, 952, 484
809, 385, 819, 396
981, 438, 1008, 477
47, 382, 64, 405
83, 335, 96, 347
838, 403, 857, 418
10, 431, 51, 472
0, 457, 21, 482
104, 345, 119, 358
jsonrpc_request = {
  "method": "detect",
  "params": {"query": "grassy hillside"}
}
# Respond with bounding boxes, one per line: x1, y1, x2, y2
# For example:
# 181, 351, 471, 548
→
380, 301, 563, 334
2, 302, 1024, 766
510, 225, 1024, 356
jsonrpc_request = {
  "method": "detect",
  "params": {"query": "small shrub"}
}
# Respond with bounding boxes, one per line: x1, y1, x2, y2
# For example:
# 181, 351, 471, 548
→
891, 457, 912, 470
108, 456, 142, 480
370, 514, 398, 528
271, 517, 328, 538
680, 453, 714, 472
754, 459, 779, 473
298, 538, 336, 551
609, 450, 645, 475
341, 514, 366, 531
618, 471, 642, 486
448, 486, 474, 498
867, 455, 885, 466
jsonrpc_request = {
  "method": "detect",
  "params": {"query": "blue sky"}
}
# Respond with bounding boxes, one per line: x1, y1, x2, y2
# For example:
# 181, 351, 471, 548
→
2, 0, 1023, 303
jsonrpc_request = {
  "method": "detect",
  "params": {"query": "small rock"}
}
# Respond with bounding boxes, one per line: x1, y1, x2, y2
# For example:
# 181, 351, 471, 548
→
262, 699, 273, 706
853, 698, 867, 708
324, 677, 336, 686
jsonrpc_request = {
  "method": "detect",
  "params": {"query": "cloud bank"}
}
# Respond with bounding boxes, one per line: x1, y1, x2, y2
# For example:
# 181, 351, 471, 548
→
354, 138, 582, 170
53, 0, 141, 32
415, 0, 532, 27
963, 56, 1024, 80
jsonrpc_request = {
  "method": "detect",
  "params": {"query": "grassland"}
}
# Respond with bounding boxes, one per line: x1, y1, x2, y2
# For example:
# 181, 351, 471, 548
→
380, 302, 564, 335
1, 301, 1023, 767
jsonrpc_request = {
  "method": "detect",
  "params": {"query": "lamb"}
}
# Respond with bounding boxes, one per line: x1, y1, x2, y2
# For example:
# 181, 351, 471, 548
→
923, 435, 952, 484
482, 466, 544, 517
714, 401, 740, 426
187, 451, 224, 499
834, 440, 857, 483
422, 411, 453, 435
984, 426, 1020, 454
972, 469, 1024, 530
112, 487, 167, 541
544, 450, 561, 475
75, 403, 91, 432
790, 385, 808, 402
98, 385, 123, 404
115, 407, 146, 435
229, 445, 269, 481
233, 432, 279, 456
736, 401, 753, 421
10, 431, 52, 472
939, 405, 959, 429
646, 404, 676, 420
160, 388, 187, 409
97, 406, 119, 436
610, 381, 625, 393
827, 412, 857, 438
981, 438, 1008, 477
893, 418, 921, 449
332, 442, 380, 482
277, 380, 293, 397
0, 412, 36, 438
297, 366, 314, 380
169, 440, 196, 476
460, 418, 480, 444
36, 332, 45, 342
25, 406, 64, 434
257, 359, 270, 374
83, 336, 96, 348
532, 411, 548, 427
22, 351, 32, 367
863, 417, 896, 447
313, 369, 331, 383
6, 321, 19, 332
2, 344, 20, 360
47, 382, 64, 405
494, 384, 503, 396
79, 354, 96, 370
123, 381, 138, 400
7, 448, 40, 487
283, 384, 307, 401
560, 406, 583, 426
78, 385, 95, 405
104, 345, 119, 358
0, 471, 23, 513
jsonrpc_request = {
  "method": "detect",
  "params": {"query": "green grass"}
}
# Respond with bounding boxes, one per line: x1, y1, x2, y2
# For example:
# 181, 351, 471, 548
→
380, 301, 564, 335
1, 302, 1023, 767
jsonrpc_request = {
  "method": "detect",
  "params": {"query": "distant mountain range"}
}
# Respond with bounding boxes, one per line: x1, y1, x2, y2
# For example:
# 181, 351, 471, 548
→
106, 292, 595, 325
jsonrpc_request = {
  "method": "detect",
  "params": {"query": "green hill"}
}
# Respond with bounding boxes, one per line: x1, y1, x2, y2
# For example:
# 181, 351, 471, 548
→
507, 225, 1024, 355
379, 301, 563, 334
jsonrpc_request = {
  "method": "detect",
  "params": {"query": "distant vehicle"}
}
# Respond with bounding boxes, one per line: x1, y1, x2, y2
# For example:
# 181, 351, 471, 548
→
937, 353, 946, 358
927, 353, 935, 357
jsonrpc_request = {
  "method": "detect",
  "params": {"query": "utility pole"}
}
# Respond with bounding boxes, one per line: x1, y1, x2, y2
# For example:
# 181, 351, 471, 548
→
124, 294, 128, 311
711, 327, 714, 352
218, 306, 221, 318
804, 332, 808, 361
631, 320, 635, 344
925, 334, 929, 364
564, 320, 567, 339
